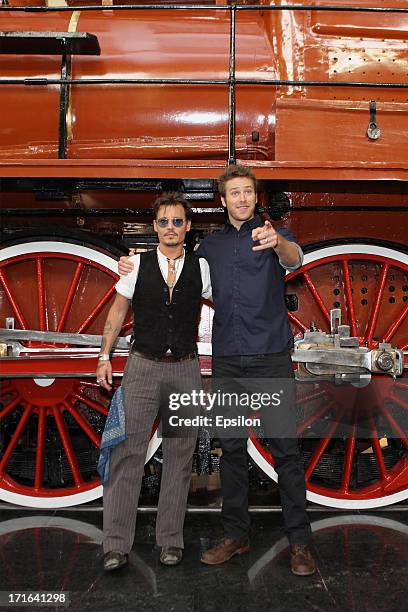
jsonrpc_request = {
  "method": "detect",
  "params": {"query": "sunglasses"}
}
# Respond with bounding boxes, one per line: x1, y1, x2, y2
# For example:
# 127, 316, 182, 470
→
157, 217, 185, 228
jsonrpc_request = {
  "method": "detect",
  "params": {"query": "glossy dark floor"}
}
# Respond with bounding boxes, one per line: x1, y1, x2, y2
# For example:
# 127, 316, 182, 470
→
0, 507, 407, 611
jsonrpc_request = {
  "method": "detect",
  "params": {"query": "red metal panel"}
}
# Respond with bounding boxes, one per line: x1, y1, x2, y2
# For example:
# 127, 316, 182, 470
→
275, 99, 408, 162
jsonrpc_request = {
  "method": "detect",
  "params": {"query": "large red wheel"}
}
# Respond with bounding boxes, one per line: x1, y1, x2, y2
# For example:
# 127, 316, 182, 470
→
0, 239, 161, 508
248, 242, 408, 508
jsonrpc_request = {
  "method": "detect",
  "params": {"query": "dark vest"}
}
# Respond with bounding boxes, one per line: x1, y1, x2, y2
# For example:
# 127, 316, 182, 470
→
131, 250, 202, 358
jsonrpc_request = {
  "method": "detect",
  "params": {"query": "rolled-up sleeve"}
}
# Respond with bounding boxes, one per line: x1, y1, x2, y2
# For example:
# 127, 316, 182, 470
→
280, 242, 303, 272
199, 257, 212, 300
276, 227, 303, 271
115, 255, 140, 298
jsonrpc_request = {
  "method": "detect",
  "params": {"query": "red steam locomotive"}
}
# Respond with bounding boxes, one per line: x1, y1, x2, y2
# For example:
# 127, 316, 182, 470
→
0, 0, 407, 510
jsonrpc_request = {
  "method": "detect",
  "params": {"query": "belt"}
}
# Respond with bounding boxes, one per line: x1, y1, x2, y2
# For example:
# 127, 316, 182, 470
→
131, 349, 198, 363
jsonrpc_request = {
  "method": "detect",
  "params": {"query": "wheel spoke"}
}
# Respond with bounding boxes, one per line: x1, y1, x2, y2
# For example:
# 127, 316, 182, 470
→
378, 403, 408, 451
303, 271, 330, 324
63, 399, 101, 448
76, 284, 116, 334
340, 409, 358, 494
368, 413, 388, 485
342, 528, 355, 609
0, 269, 29, 329
341, 260, 357, 336
34, 528, 44, 589
295, 388, 326, 406
78, 381, 102, 390
0, 395, 21, 420
0, 406, 33, 472
34, 410, 47, 491
56, 262, 84, 332
304, 408, 345, 481
35, 257, 46, 331
297, 399, 336, 435
52, 407, 83, 486
0, 381, 14, 394
120, 320, 133, 335
383, 300, 408, 343
388, 393, 408, 412
71, 391, 109, 417
60, 539, 81, 591
365, 263, 389, 344
288, 312, 308, 333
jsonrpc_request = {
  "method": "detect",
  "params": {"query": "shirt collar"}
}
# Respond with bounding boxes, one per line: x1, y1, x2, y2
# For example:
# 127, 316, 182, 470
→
157, 246, 185, 262
223, 214, 262, 233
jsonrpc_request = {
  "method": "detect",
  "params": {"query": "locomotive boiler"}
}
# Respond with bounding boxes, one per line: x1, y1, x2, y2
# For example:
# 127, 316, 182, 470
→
0, 0, 407, 510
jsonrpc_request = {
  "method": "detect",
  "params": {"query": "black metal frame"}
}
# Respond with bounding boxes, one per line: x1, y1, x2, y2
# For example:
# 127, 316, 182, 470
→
59, 49, 71, 159
1, 3, 407, 164
0, 31, 100, 54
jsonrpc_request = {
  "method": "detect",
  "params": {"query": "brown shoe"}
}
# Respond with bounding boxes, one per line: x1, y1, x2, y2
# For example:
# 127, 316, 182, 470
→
290, 544, 316, 576
201, 538, 250, 565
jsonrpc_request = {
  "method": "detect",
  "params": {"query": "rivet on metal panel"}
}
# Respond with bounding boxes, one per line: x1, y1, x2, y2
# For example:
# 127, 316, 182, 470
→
367, 100, 381, 140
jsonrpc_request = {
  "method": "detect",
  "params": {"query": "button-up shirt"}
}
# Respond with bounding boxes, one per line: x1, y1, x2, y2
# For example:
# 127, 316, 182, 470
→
196, 215, 303, 357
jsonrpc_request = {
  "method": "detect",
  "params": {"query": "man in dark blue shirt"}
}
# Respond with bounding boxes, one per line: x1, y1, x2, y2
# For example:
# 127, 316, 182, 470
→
197, 196, 299, 359
197, 165, 315, 576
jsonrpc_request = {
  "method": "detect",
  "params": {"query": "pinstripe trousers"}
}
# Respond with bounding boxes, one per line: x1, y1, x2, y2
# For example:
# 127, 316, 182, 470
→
103, 352, 201, 554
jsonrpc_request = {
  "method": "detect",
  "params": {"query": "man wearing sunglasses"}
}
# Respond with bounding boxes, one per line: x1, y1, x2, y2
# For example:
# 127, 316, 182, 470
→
97, 193, 211, 571
118, 166, 315, 577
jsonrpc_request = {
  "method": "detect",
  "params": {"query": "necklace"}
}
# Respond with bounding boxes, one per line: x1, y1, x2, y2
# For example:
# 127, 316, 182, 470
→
158, 251, 184, 289
166, 258, 179, 289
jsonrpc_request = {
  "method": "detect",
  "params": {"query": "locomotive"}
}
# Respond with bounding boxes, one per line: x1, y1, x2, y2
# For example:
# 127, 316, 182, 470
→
0, 0, 407, 510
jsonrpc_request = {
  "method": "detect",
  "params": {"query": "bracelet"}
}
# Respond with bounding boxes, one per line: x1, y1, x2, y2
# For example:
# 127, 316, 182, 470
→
98, 354, 110, 361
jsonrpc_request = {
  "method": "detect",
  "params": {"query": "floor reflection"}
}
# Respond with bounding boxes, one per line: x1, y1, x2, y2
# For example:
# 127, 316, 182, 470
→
249, 514, 408, 610
0, 511, 406, 611
0, 515, 158, 606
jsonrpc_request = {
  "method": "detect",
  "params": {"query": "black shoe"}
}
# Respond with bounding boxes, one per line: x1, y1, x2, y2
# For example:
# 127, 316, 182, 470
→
159, 546, 183, 566
103, 551, 128, 572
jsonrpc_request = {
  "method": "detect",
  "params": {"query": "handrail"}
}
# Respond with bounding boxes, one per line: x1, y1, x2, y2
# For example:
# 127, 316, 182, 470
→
1, 4, 408, 13
228, 4, 236, 164
1, 78, 406, 87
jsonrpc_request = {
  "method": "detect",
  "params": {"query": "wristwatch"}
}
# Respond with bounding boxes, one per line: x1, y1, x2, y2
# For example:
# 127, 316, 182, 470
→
98, 354, 110, 361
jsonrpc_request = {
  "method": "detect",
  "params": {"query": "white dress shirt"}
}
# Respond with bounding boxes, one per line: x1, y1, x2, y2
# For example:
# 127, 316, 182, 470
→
115, 247, 212, 300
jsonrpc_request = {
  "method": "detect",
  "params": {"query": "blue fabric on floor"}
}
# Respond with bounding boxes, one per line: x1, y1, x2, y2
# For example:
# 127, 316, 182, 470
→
97, 386, 127, 484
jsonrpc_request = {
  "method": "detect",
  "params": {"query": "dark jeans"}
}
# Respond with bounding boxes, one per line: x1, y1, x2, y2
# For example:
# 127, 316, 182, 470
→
213, 350, 312, 546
